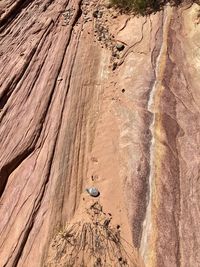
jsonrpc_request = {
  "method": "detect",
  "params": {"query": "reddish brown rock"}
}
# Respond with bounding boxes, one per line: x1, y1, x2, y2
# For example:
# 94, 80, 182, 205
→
0, 0, 200, 266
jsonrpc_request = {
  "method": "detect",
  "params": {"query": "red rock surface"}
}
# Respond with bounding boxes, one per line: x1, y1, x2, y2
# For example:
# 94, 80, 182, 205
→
0, 0, 200, 266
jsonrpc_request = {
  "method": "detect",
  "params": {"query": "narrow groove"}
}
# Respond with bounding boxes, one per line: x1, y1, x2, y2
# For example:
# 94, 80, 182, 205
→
0, 148, 34, 198
0, 0, 33, 31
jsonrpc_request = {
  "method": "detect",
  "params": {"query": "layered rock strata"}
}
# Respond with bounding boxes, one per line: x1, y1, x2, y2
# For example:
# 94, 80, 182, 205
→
0, 0, 200, 266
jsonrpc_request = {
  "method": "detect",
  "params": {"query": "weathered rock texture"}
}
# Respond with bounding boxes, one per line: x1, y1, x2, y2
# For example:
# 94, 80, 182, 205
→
0, 0, 200, 266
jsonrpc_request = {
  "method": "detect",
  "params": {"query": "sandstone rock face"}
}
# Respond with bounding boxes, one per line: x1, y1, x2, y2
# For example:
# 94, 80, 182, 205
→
0, 0, 200, 266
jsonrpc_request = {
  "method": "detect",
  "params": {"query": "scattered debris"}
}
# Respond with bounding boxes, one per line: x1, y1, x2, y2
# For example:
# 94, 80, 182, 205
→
92, 4, 115, 49
86, 187, 100, 197
62, 8, 74, 25
94, 22, 112, 47
81, 0, 93, 23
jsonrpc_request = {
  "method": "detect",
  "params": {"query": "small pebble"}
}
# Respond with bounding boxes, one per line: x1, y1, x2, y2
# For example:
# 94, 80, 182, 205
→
86, 187, 100, 197
116, 43, 125, 51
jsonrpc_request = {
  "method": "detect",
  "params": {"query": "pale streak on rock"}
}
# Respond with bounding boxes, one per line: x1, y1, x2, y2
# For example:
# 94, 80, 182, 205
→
140, 6, 174, 266
0, 1, 200, 267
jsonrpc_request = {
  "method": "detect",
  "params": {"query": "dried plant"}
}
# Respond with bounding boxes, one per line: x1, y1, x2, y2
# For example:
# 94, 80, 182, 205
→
46, 202, 139, 267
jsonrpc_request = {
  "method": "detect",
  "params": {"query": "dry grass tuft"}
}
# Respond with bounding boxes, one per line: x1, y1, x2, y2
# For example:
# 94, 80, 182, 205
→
46, 202, 139, 267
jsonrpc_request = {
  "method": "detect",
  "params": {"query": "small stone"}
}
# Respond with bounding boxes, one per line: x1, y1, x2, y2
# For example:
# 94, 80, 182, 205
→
86, 187, 100, 197
121, 89, 125, 93
57, 77, 63, 81
116, 43, 125, 51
